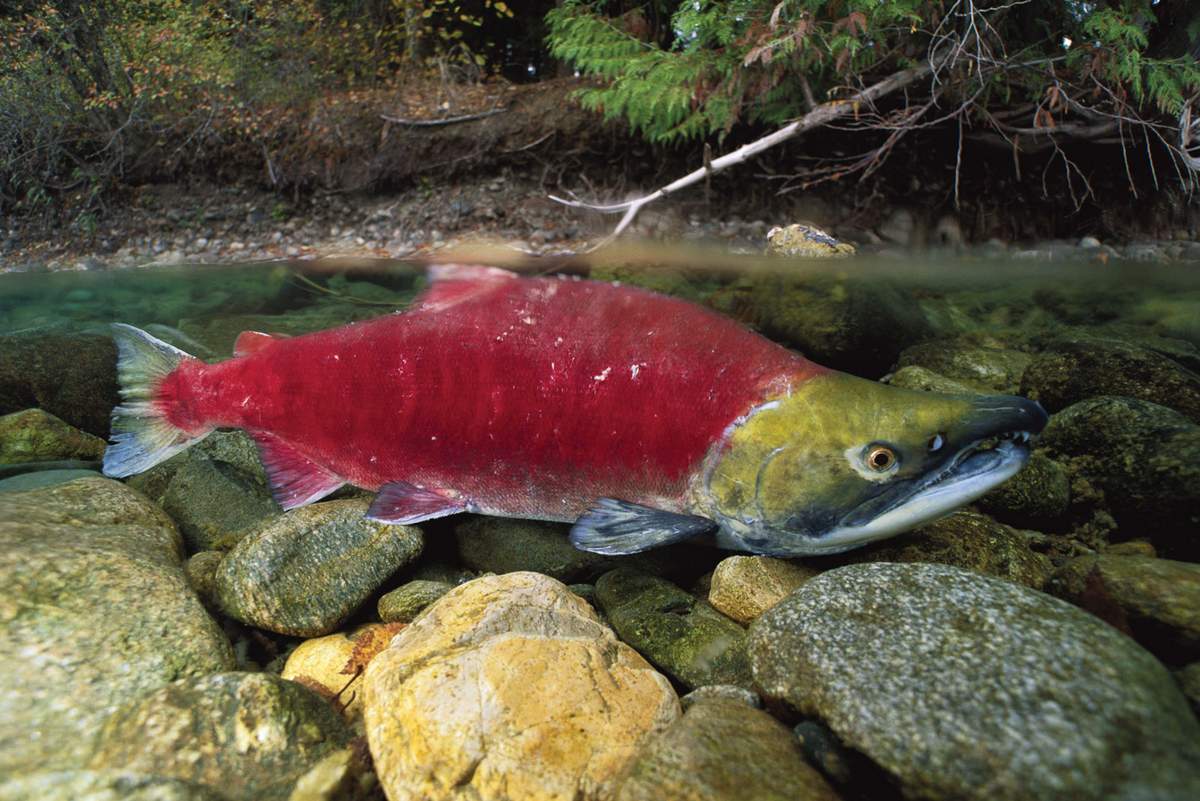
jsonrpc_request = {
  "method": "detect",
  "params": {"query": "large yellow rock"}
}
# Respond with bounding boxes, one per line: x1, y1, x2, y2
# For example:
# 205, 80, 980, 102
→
363, 572, 680, 801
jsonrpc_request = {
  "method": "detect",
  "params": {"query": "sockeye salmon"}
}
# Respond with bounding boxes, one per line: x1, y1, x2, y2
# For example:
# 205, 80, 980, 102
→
103, 264, 1047, 556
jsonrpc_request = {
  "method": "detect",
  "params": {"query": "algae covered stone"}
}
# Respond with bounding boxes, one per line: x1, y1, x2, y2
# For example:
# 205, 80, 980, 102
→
831, 509, 1052, 589
896, 340, 1033, 394
162, 456, 279, 551
455, 516, 620, 581
89, 672, 355, 801
595, 568, 752, 689
1048, 554, 1200, 664
1039, 396, 1200, 556
216, 498, 423, 636
0, 478, 234, 777
707, 556, 818, 624
0, 330, 119, 437
362, 572, 680, 801
1022, 336, 1200, 422
615, 700, 840, 801
0, 408, 106, 463
976, 450, 1070, 530
377, 579, 452, 623
0, 770, 222, 801
749, 562, 1200, 801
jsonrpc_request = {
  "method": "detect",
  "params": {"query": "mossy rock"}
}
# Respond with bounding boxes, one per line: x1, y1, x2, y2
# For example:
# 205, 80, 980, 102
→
0, 770, 222, 801
895, 340, 1033, 394
89, 673, 355, 801
0, 408, 107, 464
1022, 336, 1200, 423
977, 451, 1071, 530
595, 568, 751, 690
0, 331, 119, 437
377, 579, 453, 623
161, 456, 279, 551
1039, 396, 1200, 558
216, 499, 423, 637
820, 510, 1052, 590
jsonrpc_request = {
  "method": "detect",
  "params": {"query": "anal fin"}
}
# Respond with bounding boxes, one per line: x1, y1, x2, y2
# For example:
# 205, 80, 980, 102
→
252, 433, 344, 510
570, 498, 716, 555
368, 481, 466, 524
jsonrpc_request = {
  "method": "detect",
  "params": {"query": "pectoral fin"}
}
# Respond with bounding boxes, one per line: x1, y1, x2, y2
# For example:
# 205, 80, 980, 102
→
570, 498, 716, 555
368, 481, 466, 524
252, 433, 344, 510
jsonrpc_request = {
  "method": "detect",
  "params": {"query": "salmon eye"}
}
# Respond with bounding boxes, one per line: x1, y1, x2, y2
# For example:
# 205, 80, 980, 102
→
866, 446, 897, 472
928, 433, 945, 452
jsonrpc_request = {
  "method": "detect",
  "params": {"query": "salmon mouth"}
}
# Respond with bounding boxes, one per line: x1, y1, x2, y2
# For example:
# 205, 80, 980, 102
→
821, 428, 1039, 553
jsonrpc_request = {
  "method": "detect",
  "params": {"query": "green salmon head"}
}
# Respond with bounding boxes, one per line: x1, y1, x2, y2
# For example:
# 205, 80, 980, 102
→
694, 372, 1048, 556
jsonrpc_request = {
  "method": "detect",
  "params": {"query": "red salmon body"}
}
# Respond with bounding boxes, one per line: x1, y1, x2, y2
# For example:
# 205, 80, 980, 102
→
155, 266, 824, 519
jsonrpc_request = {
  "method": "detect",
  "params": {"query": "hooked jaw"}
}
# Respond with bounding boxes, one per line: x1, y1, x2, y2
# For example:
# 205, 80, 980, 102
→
815, 396, 1049, 553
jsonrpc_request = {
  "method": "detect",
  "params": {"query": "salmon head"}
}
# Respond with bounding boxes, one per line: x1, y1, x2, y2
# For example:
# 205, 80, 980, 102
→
689, 373, 1048, 556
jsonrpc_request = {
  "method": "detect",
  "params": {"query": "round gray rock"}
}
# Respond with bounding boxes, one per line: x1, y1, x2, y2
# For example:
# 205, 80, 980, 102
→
749, 562, 1200, 801
215, 499, 423, 636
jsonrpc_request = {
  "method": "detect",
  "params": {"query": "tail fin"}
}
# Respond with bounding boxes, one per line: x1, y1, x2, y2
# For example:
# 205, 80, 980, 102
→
103, 323, 209, 478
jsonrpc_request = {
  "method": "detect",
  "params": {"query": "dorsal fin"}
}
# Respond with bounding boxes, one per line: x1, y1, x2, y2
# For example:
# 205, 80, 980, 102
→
251, 432, 344, 509
415, 264, 517, 311
234, 331, 287, 358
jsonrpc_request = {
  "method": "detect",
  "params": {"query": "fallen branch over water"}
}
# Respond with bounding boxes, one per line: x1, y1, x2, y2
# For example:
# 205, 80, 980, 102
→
380, 107, 509, 127
549, 61, 936, 246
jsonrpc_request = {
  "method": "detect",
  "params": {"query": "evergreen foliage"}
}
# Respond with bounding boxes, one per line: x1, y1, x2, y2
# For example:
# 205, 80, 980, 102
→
547, 0, 1200, 144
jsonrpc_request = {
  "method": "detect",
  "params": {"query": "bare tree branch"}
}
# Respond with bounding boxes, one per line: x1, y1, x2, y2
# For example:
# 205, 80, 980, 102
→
550, 59, 940, 245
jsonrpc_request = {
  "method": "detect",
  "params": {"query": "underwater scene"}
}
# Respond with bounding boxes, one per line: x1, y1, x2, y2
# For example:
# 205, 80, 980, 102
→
1, 241, 1199, 801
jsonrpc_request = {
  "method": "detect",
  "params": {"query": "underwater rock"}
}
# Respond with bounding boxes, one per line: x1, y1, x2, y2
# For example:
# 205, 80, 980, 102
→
362, 572, 679, 801
216, 499, 423, 637
0, 477, 234, 776
89, 672, 355, 801
791, 720, 896, 801
183, 550, 224, 609
679, 684, 761, 711
1176, 663, 1200, 717
595, 568, 752, 690
976, 450, 1071, 530
884, 365, 977, 394
377, 579, 452, 623
162, 456, 279, 551
282, 623, 405, 721
0, 331, 119, 437
128, 430, 268, 503
454, 516, 624, 582
1047, 555, 1200, 665
0, 770, 222, 801
614, 699, 841, 801
825, 510, 1051, 590
733, 275, 934, 378
895, 340, 1033, 394
0, 408, 106, 463
1039, 396, 1200, 558
0, 467, 101, 493
1021, 336, 1200, 423
288, 748, 378, 801
707, 555, 819, 624
748, 563, 1200, 801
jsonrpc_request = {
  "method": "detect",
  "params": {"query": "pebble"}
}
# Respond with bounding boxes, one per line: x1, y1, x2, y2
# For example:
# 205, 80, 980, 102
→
707, 556, 818, 624
184, 550, 225, 609
595, 568, 752, 690
1047, 554, 1200, 664
362, 572, 679, 801
0, 478, 233, 776
89, 672, 355, 801
216, 499, 423, 637
615, 700, 841, 801
377, 579, 452, 623
281, 623, 405, 720
679, 684, 761, 711
749, 563, 1200, 801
